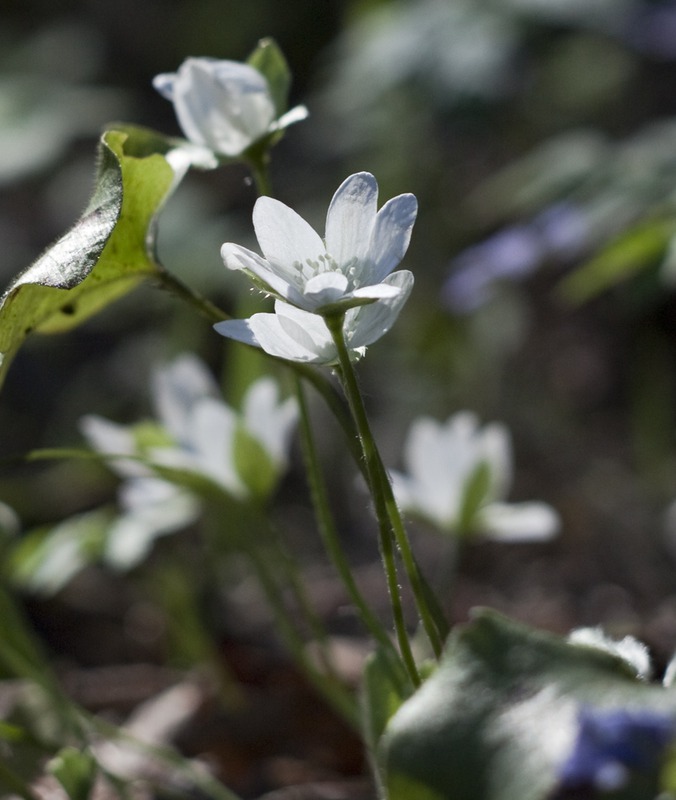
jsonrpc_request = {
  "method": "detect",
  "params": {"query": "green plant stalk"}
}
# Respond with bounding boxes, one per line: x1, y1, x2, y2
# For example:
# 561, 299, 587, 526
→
324, 314, 420, 687
245, 146, 273, 198
253, 505, 343, 685
0, 759, 39, 800
294, 376, 409, 693
372, 456, 446, 657
241, 536, 360, 729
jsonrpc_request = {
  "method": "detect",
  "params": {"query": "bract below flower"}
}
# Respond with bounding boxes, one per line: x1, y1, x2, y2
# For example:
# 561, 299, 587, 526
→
153, 57, 307, 159
220, 171, 417, 314
390, 411, 560, 542
215, 270, 414, 364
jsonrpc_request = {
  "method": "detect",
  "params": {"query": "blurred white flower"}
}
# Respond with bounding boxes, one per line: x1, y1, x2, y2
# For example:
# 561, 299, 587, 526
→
390, 411, 560, 542
153, 57, 307, 160
80, 354, 298, 568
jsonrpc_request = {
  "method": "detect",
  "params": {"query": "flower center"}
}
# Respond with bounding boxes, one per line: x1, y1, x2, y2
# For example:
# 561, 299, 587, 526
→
293, 253, 364, 288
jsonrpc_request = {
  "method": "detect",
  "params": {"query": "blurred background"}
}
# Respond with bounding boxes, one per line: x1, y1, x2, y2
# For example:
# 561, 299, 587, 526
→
5, 0, 676, 792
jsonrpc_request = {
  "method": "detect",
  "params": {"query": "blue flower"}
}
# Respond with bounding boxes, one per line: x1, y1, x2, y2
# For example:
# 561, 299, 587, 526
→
558, 706, 675, 792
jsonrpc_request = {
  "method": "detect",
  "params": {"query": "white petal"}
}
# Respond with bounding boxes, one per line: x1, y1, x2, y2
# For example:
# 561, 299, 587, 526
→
79, 415, 146, 478
169, 58, 275, 156
253, 197, 326, 284
190, 398, 246, 496
479, 501, 560, 542
221, 242, 302, 303
152, 72, 176, 100
242, 378, 298, 465
325, 172, 378, 268
106, 484, 199, 569
214, 318, 262, 348
250, 303, 336, 363
347, 270, 414, 348
403, 416, 463, 527
273, 104, 309, 130
303, 271, 350, 305
152, 354, 217, 445
369, 193, 418, 281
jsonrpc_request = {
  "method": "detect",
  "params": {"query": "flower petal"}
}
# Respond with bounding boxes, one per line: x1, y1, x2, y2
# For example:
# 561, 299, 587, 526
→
479, 501, 560, 542
325, 172, 378, 268
303, 271, 350, 306
152, 354, 218, 445
347, 270, 414, 348
213, 317, 262, 348
168, 58, 275, 156
221, 242, 304, 304
369, 192, 418, 281
273, 104, 310, 130
242, 378, 298, 465
190, 398, 246, 496
253, 197, 326, 285
250, 302, 336, 363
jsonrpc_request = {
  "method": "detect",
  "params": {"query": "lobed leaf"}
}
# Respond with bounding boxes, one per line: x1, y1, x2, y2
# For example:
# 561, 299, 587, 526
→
0, 125, 187, 388
381, 609, 676, 800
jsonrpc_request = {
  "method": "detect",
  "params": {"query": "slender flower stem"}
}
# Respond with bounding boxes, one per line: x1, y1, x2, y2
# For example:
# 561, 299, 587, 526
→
324, 314, 420, 687
241, 532, 359, 729
153, 265, 229, 323
294, 376, 409, 693
372, 456, 447, 657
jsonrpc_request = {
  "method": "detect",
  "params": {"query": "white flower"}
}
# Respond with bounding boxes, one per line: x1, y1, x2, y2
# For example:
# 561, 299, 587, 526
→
216, 271, 414, 364
80, 354, 298, 567
219, 172, 417, 313
390, 411, 560, 542
153, 57, 307, 159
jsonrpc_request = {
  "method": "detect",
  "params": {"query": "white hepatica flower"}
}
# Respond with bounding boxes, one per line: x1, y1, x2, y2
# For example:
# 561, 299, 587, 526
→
153, 57, 308, 159
216, 273, 414, 364
215, 172, 417, 363
80, 355, 298, 567
390, 411, 560, 542
220, 172, 417, 313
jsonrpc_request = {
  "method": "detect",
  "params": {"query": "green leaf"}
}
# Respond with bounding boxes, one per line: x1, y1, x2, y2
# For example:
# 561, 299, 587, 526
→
48, 747, 98, 800
362, 646, 412, 795
0, 124, 186, 388
381, 609, 676, 800
8, 509, 111, 596
233, 424, 278, 499
557, 219, 674, 305
458, 461, 491, 535
247, 37, 291, 116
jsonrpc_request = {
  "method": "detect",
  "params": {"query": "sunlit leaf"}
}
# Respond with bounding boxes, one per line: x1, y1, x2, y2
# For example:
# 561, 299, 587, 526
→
381, 609, 676, 800
0, 124, 186, 388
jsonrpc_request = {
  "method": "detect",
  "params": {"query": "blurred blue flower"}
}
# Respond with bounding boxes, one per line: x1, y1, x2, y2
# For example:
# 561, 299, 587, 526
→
626, 2, 676, 60
558, 706, 675, 792
443, 202, 589, 313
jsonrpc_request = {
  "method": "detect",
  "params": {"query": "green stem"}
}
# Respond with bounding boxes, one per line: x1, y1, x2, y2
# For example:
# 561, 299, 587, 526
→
324, 315, 420, 688
372, 456, 447, 657
245, 147, 273, 198
154, 265, 229, 323
242, 534, 359, 729
294, 376, 409, 692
